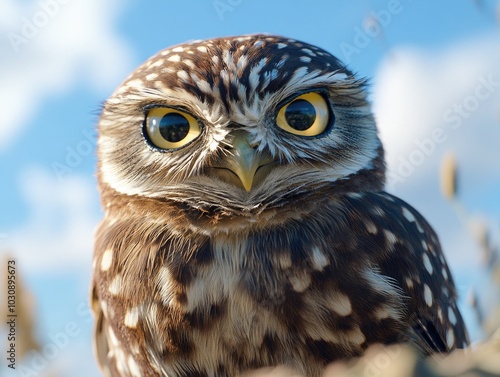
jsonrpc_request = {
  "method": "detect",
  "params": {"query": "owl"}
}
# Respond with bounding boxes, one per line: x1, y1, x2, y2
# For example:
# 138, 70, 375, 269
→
91, 34, 469, 377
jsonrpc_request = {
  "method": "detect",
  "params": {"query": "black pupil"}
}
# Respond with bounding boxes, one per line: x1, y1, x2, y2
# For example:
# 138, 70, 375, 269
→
158, 113, 190, 142
284, 99, 316, 131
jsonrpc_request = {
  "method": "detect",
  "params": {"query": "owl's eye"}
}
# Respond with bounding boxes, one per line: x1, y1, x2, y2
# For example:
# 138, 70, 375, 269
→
276, 92, 331, 137
145, 108, 201, 150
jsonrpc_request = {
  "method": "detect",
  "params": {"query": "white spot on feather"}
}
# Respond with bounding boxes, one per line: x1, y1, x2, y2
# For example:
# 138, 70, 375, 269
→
195, 79, 213, 94
100, 300, 109, 318
405, 277, 414, 289
276, 58, 287, 69
402, 207, 424, 232
127, 355, 142, 377
289, 271, 311, 293
383, 229, 397, 246
446, 328, 455, 348
125, 79, 144, 89
329, 292, 352, 316
145, 73, 158, 81
115, 348, 128, 375
311, 246, 329, 271
237, 54, 248, 71
108, 275, 123, 296
442, 267, 449, 280
347, 326, 365, 345
448, 306, 457, 325
157, 267, 175, 307
183, 59, 195, 69
437, 307, 444, 322
167, 55, 181, 62
101, 249, 113, 271
365, 220, 378, 235
248, 57, 267, 90
421, 240, 429, 251
276, 252, 292, 269
125, 307, 140, 329
422, 253, 433, 274
347, 193, 362, 199
177, 70, 189, 82
402, 207, 415, 222
424, 284, 433, 307
108, 326, 120, 348
301, 48, 316, 56
374, 306, 399, 320
150, 59, 165, 68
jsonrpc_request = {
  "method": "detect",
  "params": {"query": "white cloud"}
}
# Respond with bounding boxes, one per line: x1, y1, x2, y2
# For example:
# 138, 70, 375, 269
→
0, 0, 133, 151
373, 36, 500, 190
372, 36, 500, 230
6, 167, 100, 274
373, 36, 500, 341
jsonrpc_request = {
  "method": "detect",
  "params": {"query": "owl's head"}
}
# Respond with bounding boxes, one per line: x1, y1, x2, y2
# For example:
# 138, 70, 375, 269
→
97, 34, 385, 231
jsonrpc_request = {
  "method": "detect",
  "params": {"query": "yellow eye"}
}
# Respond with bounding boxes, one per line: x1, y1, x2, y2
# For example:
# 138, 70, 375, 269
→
276, 92, 331, 137
145, 108, 201, 150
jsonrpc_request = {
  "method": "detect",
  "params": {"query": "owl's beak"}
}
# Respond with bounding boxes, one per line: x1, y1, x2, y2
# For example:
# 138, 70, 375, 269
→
214, 131, 275, 192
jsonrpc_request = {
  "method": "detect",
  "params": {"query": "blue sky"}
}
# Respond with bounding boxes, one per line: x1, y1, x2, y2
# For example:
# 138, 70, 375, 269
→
1, 1, 499, 376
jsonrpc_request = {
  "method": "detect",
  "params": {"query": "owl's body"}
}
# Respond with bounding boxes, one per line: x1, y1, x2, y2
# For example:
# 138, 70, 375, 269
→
92, 35, 468, 377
